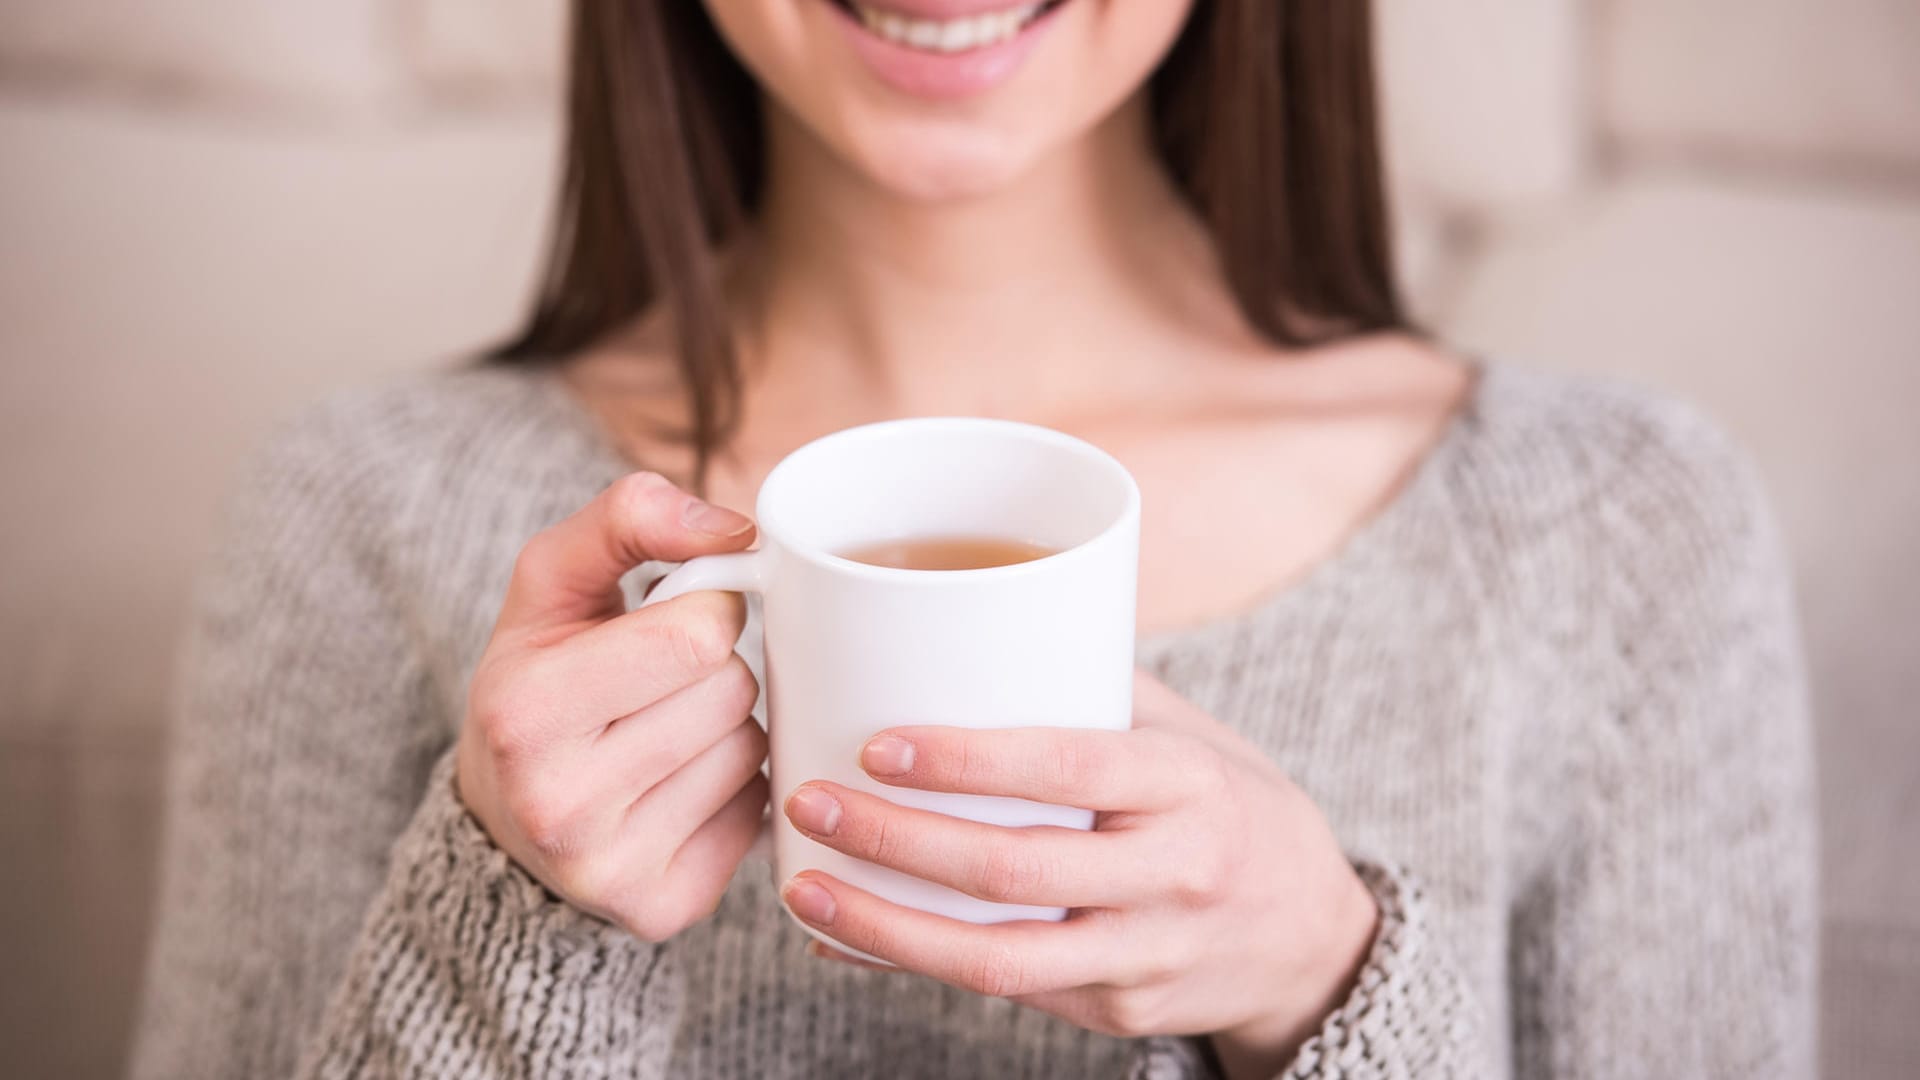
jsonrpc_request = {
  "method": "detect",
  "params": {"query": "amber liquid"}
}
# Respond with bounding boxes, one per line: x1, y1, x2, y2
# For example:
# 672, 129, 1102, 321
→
839, 535, 1058, 571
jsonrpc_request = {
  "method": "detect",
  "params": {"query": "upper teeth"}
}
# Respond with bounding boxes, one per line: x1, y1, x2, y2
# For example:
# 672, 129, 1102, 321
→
854, 3, 1045, 53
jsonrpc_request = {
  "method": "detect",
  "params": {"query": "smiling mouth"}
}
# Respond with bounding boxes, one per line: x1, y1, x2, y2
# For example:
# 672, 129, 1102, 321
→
829, 0, 1067, 54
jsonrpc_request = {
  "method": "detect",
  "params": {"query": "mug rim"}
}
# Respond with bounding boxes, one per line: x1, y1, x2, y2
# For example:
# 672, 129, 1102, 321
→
752, 416, 1141, 585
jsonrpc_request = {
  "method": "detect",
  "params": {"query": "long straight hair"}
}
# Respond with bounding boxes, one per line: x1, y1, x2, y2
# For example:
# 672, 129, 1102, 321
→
492, 1, 1407, 479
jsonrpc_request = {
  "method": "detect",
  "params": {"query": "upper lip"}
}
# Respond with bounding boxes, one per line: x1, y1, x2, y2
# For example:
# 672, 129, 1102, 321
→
840, 0, 1045, 21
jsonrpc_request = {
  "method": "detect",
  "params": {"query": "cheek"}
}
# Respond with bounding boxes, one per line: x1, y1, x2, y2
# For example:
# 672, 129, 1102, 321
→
1069, 0, 1200, 111
700, 0, 1200, 203
696, 0, 822, 122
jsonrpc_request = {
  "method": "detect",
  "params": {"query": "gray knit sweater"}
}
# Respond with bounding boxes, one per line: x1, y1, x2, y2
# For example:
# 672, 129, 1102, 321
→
129, 361, 1817, 1079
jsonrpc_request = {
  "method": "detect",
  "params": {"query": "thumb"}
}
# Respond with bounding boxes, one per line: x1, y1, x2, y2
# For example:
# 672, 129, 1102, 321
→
1131, 669, 1242, 747
500, 471, 755, 631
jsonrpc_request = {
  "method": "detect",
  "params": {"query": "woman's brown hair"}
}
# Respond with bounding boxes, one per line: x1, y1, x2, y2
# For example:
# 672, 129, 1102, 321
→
492, 1, 1406, 479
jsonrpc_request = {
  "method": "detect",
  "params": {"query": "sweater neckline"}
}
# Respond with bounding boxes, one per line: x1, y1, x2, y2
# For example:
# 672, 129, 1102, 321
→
516, 360, 1490, 658
1134, 362, 1485, 657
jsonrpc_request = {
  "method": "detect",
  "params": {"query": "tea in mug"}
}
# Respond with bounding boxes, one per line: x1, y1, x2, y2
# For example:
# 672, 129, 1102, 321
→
839, 535, 1057, 571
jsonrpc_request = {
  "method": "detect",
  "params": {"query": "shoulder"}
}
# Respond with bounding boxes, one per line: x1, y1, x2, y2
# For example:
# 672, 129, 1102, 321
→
1442, 364, 1795, 641
221, 362, 593, 554
1450, 364, 1780, 558
251, 363, 566, 479
1452, 365, 1763, 522
240, 362, 583, 502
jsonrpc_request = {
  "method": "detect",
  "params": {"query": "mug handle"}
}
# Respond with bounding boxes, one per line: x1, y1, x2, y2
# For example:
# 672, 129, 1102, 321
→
638, 550, 767, 607
636, 549, 774, 860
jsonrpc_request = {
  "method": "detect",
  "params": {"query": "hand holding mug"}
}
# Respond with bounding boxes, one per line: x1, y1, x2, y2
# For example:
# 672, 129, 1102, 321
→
641, 417, 1143, 945
454, 472, 770, 942
786, 673, 1381, 1076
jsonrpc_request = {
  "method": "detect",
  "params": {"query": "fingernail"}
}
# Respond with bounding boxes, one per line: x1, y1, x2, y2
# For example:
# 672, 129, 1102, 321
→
784, 786, 842, 836
682, 497, 754, 538
783, 875, 837, 925
861, 735, 915, 777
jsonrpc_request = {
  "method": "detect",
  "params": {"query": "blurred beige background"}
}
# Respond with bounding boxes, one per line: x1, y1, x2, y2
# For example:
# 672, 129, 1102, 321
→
1, 1, 1915, 1076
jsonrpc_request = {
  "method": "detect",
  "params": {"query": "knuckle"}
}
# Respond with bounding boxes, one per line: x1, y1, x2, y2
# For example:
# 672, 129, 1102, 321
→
844, 921, 892, 964
718, 655, 761, 716
551, 849, 621, 906
471, 663, 558, 761
503, 780, 577, 858
683, 601, 744, 673
1171, 843, 1231, 905
976, 842, 1049, 903
705, 721, 768, 788
949, 732, 984, 789
481, 715, 535, 765
618, 898, 690, 944
510, 529, 561, 585
641, 607, 737, 680
1154, 733, 1222, 793
1047, 737, 1110, 796
607, 470, 677, 525
738, 769, 772, 809
1139, 931, 1193, 986
864, 812, 904, 867
733, 720, 771, 767
624, 738, 680, 791
959, 943, 1035, 998
1190, 745, 1233, 794
1097, 988, 1163, 1038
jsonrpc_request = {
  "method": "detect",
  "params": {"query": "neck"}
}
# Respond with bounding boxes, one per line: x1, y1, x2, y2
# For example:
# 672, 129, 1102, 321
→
736, 94, 1244, 426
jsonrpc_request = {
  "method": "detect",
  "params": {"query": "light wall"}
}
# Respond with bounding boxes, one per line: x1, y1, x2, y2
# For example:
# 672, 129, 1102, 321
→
1, 2, 1915, 1076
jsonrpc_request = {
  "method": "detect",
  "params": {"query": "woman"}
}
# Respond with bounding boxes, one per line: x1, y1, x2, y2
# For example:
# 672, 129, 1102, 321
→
131, 1, 1817, 1077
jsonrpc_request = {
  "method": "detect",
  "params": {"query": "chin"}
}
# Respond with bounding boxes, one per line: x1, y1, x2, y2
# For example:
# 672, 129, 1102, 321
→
702, 0, 1194, 202
840, 114, 1040, 201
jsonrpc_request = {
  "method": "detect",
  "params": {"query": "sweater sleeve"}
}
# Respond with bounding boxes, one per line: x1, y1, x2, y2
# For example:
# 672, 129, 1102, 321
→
297, 750, 685, 1078
1508, 411, 1819, 1077
1126, 863, 1485, 1079
1276, 863, 1484, 1077
129, 398, 682, 1079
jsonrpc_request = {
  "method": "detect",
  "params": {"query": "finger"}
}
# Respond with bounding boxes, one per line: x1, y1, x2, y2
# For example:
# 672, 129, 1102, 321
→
1130, 671, 1230, 738
519, 590, 748, 723
629, 718, 770, 851
1129, 671, 1193, 727
999, 986, 1118, 1036
777, 870, 1124, 998
782, 781, 1149, 908
805, 940, 902, 973
659, 772, 770, 919
1130, 671, 1270, 765
495, 637, 750, 772
857, 726, 1198, 811
530, 623, 754, 751
500, 471, 755, 633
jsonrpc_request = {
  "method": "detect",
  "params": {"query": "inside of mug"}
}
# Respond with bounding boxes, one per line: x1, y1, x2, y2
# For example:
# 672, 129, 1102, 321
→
759, 419, 1135, 560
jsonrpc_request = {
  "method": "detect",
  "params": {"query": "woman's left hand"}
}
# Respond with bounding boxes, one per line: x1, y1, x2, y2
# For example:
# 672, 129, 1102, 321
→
778, 672, 1381, 1077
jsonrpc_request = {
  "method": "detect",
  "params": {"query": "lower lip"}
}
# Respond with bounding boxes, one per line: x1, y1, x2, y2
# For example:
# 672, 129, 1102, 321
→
824, 1, 1062, 101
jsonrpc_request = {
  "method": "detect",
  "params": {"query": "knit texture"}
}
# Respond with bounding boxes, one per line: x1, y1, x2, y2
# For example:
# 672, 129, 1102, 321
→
129, 361, 1817, 1079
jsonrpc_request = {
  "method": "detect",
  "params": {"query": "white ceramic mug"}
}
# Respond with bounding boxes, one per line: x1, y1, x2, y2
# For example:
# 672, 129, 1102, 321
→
640, 417, 1140, 945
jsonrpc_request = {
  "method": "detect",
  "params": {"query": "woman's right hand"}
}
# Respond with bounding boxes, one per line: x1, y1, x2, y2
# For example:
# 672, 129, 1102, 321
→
455, 471, 768, 941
